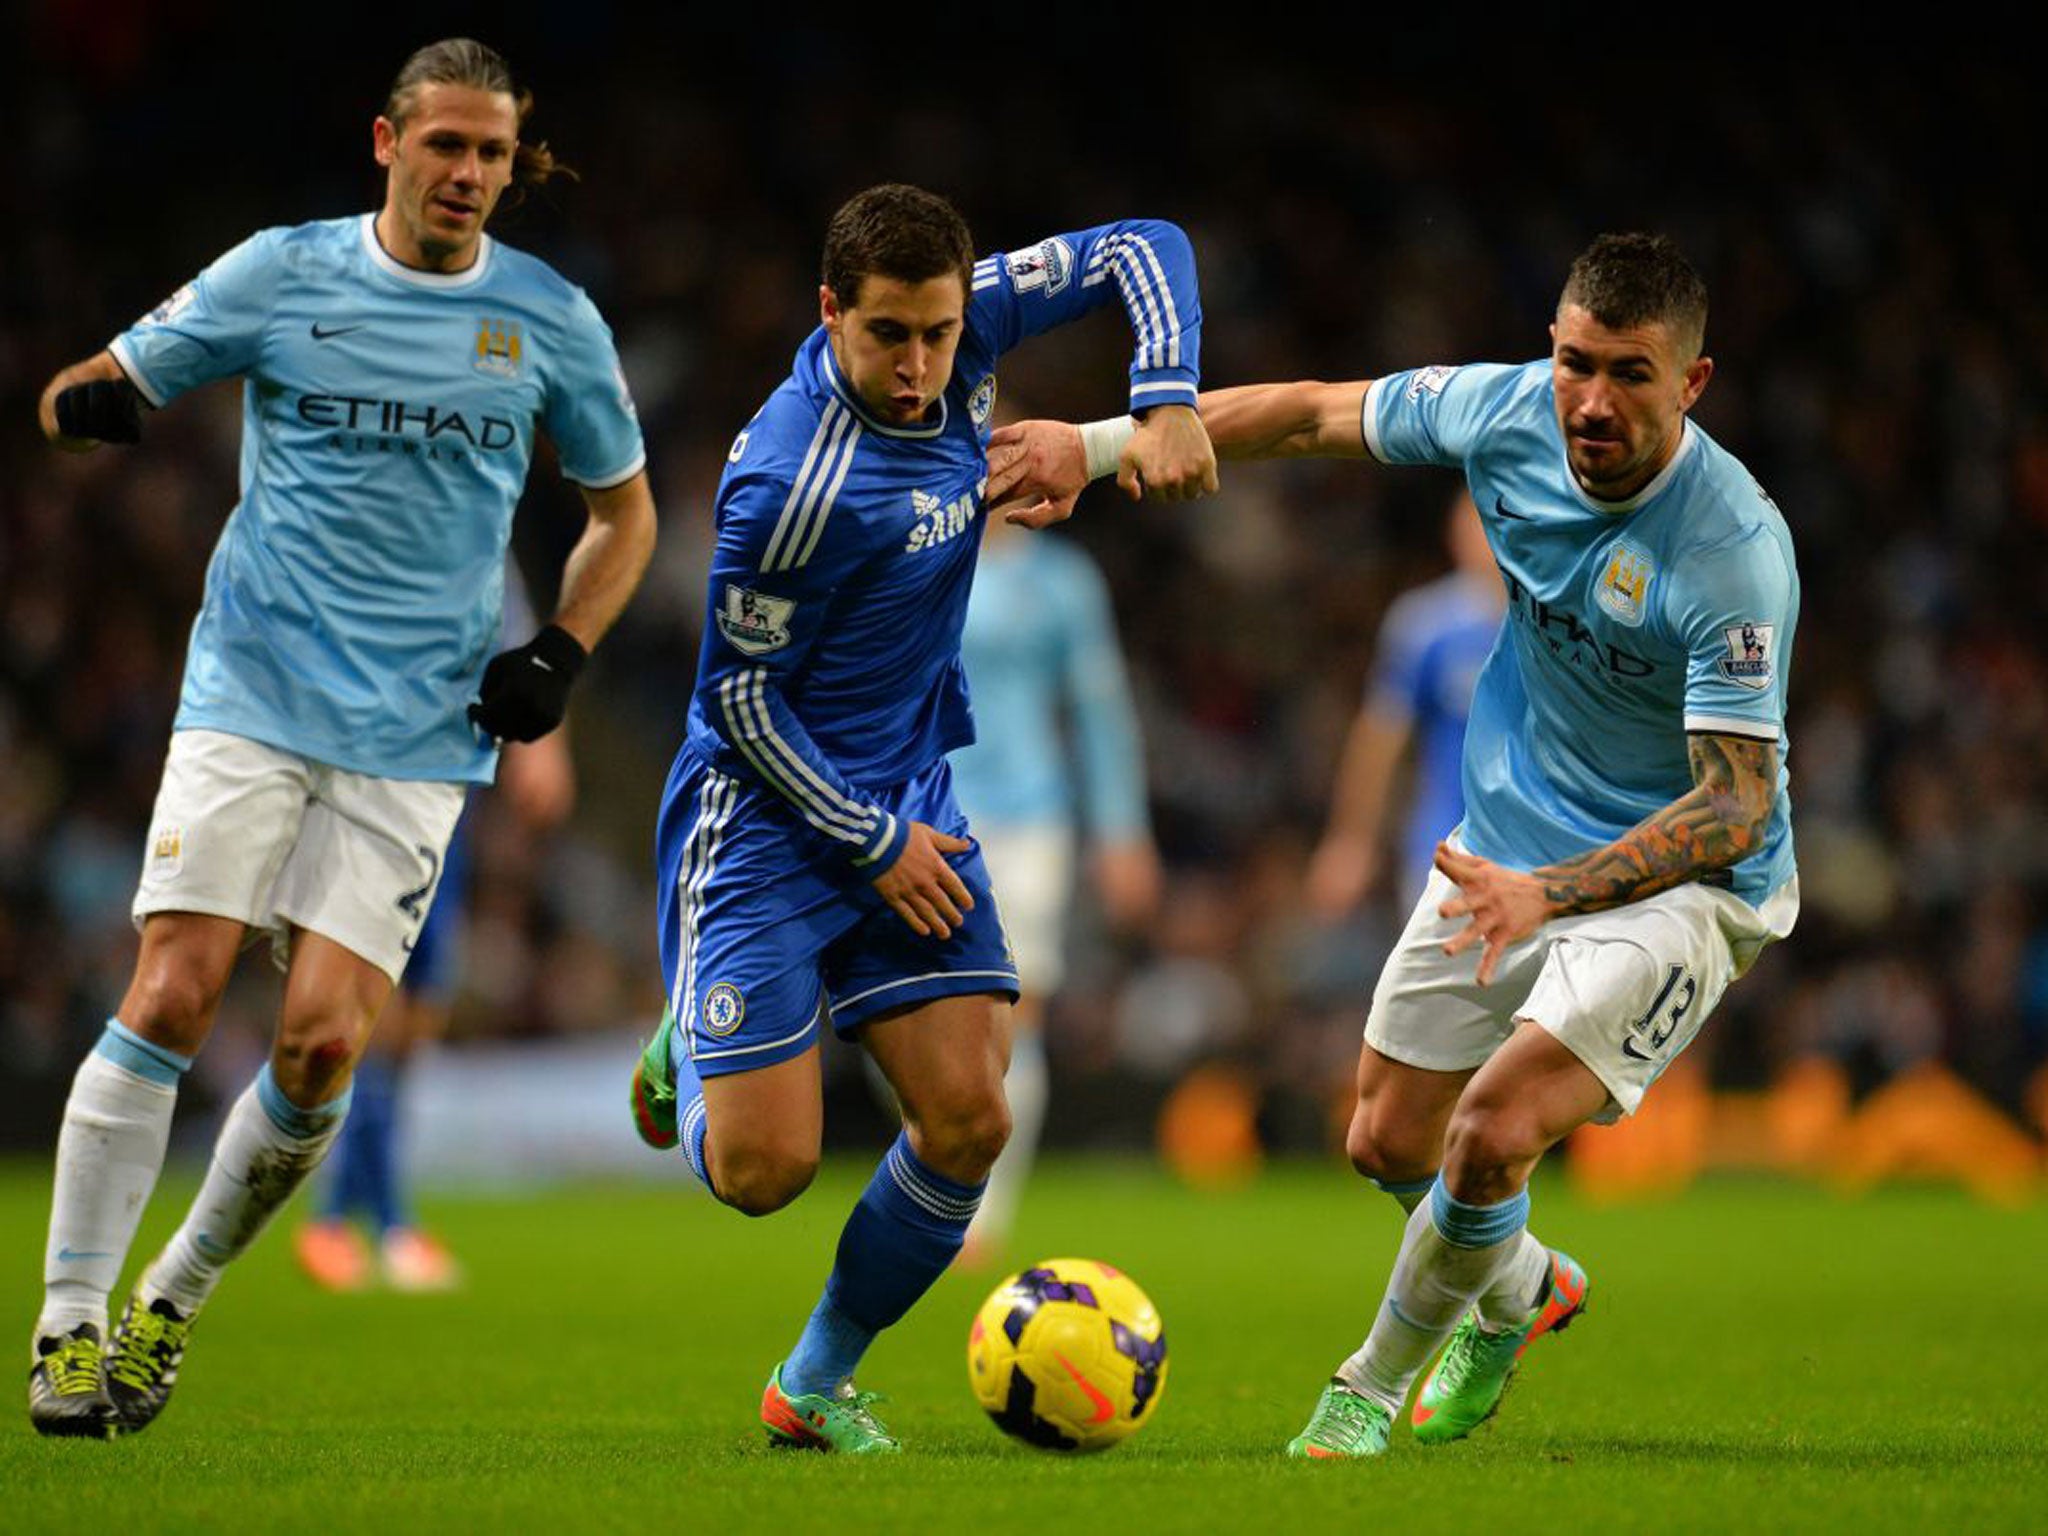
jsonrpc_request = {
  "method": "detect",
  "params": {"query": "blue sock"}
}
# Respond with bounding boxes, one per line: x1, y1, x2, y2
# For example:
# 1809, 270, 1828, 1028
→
781, 1133, 983, 1398
670, 1039, 713, 1190
1430, 1178, 1531, 1248
359, 1056, 406, 1233
322, 1055, 397, 1225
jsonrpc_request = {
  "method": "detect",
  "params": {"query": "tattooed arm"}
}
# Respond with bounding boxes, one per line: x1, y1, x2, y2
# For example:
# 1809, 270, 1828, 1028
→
1435, 731, 1779, 984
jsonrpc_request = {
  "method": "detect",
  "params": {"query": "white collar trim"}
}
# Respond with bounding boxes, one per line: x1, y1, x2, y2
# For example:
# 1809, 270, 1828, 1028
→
359, 213, 494, 290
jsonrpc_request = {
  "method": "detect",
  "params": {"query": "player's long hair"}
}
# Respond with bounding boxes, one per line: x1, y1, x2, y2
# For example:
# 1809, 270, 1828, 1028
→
384, 37, 576, 204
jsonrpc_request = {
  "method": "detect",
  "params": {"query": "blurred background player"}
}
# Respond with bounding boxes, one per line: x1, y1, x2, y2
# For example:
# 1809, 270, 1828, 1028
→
949, 509, 1162, 1262
26, 38, 654, 1437
631, 184, 1214, 1454
1306, 489, 1502, 920
295, 573, 578, 1292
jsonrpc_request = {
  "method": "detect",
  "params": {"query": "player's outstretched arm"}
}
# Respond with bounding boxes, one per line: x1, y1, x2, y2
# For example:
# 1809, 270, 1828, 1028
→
469, 471, 656, 743
1198, 380, 1374, 461
1434, 731, 1779, 984
39, 351, 142, 452
987, 380, 1368, 528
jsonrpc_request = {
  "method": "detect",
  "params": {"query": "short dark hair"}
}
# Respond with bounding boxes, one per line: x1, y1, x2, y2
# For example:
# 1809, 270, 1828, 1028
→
383, 38, 572, 199
1558, 233, 1708, 357
822, 184, 975, 310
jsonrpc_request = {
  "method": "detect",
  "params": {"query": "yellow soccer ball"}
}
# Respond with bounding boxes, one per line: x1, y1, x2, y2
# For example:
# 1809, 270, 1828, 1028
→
967, 1257, 1168, 1452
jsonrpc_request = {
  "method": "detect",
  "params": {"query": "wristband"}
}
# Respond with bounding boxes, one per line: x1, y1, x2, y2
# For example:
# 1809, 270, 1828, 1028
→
1077, 416, 1137, 481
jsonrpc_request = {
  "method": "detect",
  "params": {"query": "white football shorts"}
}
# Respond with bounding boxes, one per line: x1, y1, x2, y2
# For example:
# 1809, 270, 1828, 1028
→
132, 728, 467, 983
971, 823, 1076, 996
1364, 851, 1798, 1122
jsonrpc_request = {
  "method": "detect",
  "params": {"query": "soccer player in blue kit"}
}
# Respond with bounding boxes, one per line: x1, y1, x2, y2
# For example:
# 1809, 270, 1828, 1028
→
28, 39, 654, 1437
629, 183, 1215, 1452
993, 233, 1798, 1457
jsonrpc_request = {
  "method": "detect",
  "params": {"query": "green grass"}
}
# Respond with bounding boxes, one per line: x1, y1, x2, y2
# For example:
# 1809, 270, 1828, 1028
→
5, 1158, 2046, 1532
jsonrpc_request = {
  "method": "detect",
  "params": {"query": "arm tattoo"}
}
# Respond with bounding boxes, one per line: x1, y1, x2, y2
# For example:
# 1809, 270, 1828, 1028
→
1534, 733, 1778, 917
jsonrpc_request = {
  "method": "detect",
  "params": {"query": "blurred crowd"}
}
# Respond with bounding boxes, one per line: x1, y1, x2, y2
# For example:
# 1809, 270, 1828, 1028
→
3, 20, 2043, 1159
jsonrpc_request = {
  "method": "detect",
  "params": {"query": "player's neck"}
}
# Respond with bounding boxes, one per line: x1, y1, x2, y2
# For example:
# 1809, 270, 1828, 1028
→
1576, 421, 1686, 507
373, 207, 483, 275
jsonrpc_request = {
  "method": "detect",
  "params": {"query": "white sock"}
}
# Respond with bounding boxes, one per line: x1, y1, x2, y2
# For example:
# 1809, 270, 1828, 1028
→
144, 1066, 348, 1315
1476, 1232, 1553, 1329
969, 1030, 1047, 1249
38, 1025, 189, 1340
1335, 1183, 1531, 1412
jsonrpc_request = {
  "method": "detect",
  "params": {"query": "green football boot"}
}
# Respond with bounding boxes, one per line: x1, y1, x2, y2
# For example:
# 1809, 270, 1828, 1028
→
105, 1292, 195, 1435
28, 1322, 119, 1439
629, 1006, 680, 1150
1411, 1249, 1589, 1445
760, 1363, 902, 1454
1285, 1380, 1393, 1459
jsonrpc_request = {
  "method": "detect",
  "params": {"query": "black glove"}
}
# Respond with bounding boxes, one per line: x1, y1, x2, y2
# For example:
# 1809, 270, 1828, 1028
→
467, 624, 587, 742
54, 379, 143, 444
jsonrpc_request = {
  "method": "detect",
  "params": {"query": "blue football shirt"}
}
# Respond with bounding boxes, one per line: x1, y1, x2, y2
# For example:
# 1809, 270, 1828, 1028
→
110, 215, 645, 783
1364, 360, 1798, 906
679, 221, 1200, 875
1368, 570, 1501, 894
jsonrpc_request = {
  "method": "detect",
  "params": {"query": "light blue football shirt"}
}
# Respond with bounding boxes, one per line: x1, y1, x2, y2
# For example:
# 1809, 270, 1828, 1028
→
110, 215, 645, 783
950, 532, 1150, 838
1365, 361, 1797, 907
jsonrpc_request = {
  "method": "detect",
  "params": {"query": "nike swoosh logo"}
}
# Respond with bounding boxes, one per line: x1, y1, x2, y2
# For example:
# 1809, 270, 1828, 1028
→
1622, 1037, 1655, 1061
310, 323, 365, 340
1052, 1352, 1116, 1425
1494, 496, 1531, 521
56, 1248, 113, 1262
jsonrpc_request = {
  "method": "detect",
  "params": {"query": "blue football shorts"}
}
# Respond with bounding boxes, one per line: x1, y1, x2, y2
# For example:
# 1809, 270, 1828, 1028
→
654, 749, 1019, 1078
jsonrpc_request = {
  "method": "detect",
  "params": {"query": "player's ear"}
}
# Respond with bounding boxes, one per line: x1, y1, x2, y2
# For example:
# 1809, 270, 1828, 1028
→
1680, 354, 1714, 412
373, 116, 399, 168
819, 285, 843, 330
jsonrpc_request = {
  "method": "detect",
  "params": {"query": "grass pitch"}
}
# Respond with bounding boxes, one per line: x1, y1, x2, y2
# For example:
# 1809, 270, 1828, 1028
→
5, 1158, 2046, 1533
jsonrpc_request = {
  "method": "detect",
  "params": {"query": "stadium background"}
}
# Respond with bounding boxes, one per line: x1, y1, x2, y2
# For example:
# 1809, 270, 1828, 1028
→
2, 12, 2043, 1193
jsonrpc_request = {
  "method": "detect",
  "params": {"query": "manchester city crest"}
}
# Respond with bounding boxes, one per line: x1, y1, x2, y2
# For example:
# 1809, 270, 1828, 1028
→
1594, 540, 1655, 627
474, 317, 523, 379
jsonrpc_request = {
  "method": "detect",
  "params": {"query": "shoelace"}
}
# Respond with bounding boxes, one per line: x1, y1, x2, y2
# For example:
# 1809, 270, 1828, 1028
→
832, 1388, 895, 1439
1438, 1321, 1522, 1390
1310, 1388, 1385, 1449
107, 1314, 180, 1390
45, 1339, 104, 1395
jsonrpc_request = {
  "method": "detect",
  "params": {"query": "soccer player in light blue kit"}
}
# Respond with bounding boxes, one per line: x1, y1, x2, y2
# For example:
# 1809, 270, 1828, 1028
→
950, 513, 1161, 1260
28, 39, 654, 1437
994, 233, 1798, 1456
629, 184, 1214, 1452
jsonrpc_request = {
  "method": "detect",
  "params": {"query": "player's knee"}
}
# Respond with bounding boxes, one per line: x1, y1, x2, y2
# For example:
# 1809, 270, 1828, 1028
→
713, 1147, 818, 1217
1441, 1102, 1545, 1198
1344, 1105, 1438, 1186
121, 963, 225, 1047
910, 1095, 1011, 1182
273, 1023, 363, 1102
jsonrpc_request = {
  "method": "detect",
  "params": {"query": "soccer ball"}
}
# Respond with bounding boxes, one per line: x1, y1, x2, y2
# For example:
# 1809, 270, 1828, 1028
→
967, 1257, 1168, 1452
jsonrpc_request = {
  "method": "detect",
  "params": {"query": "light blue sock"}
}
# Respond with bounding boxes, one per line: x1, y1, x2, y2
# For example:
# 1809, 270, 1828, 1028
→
782, 1133, 983, 1397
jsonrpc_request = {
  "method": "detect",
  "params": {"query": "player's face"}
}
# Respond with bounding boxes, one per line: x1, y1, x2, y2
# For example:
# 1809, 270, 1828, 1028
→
820, 273, 969, 426
1550, 304, 1713, 501
373, 84, 519, 271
